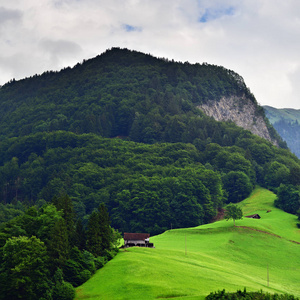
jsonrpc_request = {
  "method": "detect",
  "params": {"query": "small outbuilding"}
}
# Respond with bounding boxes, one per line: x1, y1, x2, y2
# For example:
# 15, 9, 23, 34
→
245, 214, 261, 219
124, 233, 153, 247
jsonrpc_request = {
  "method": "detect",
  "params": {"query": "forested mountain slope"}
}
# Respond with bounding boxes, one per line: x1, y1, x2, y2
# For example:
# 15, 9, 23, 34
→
264, 105, 300, 158
0, 48, 283, 147
0, 48, 299, 235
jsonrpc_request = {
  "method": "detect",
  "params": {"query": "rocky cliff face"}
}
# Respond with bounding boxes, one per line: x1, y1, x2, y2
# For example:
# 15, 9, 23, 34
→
198, 96, 278, 145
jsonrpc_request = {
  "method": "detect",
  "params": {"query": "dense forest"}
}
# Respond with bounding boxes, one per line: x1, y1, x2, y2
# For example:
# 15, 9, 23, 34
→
0, 48, 283, 145
0, 129, 299, 234
0, 194, 120, 299
0, 48, 300, 297
0, 48, 299, 231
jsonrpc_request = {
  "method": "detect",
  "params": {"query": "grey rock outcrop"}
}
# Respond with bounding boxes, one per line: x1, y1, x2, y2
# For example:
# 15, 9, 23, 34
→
198, 96, 278, 145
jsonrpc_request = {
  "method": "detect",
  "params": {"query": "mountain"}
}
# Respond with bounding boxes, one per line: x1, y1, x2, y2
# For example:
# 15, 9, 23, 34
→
0, 48, 299, 236
264, 105, 300, 158
1, 48, 300, 300
0, 48, 284, 147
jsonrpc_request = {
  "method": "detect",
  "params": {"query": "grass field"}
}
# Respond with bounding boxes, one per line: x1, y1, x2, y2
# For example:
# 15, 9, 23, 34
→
75, 187, 300, 299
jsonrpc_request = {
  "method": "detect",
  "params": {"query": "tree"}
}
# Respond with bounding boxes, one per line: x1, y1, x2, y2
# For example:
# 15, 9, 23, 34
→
86, 210, 102, 257
222, 171, 253, 203
74, 219, 86, 251
224, 203, 243, 226
0, 236, 51, 300
52, 194, 76, 246
98, 203, 112, 255
275, 184, 300, 214
52, 268, 76, 300
290, 166, 300, 186
48, 217, 70, 270
264, 161, 290, 188
86, 203, 113, 257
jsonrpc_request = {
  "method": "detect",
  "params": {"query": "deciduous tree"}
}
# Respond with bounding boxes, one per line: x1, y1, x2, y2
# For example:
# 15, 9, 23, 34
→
224, 203, 243, 226
0, 236, 50, 300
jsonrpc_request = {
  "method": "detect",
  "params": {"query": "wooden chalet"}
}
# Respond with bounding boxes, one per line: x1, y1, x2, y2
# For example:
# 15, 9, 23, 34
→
124, 233, 153, 247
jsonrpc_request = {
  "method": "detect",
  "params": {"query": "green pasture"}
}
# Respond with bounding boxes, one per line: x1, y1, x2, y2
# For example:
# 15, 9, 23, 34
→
76, 187, 300, 299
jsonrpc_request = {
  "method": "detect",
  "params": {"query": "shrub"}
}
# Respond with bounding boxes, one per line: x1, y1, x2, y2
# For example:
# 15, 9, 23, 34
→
78, 270, 92, 285
63, 259, 81, 287
52, 281, 75, 300
94, 256, 106, 269
83, 250, 96, 274
104, 248, 118, 261
206, 288, 298, 300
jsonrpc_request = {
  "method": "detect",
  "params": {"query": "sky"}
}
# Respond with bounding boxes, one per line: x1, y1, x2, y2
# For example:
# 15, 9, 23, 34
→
0, 0, 300, 109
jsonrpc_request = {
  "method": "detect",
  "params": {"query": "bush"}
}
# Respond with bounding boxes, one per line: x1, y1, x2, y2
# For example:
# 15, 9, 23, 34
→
206, 288, 298, 300
94, 256, 106, 269
104, 249, 117, 261
63, 258, 93, 287
78, 270, 92, 285
63, 259, 81, 287
52, 281, 75, 300
83, 250, 96, 274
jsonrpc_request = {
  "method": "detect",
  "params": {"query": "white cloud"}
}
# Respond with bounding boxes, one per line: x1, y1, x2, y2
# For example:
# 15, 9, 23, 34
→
39, 39, 82, 66
0, 0, 299, 108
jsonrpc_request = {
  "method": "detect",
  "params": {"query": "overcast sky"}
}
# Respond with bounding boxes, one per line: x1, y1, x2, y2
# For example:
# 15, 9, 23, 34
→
0, 0, 300, 109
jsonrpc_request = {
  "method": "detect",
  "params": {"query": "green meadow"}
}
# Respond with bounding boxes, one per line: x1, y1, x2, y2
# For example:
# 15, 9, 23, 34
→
76, 187, 300, 299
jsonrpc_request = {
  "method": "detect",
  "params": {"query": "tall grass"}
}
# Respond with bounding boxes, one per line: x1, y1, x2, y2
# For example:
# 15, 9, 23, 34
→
76, 187, 300, 299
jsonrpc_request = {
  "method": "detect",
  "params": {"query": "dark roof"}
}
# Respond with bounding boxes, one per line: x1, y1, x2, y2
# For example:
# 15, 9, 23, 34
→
124, 233, 150, 240
245, 214, 261, 219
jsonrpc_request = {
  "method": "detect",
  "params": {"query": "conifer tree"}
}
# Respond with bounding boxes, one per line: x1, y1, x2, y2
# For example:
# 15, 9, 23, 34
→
48, 217, 69, 270
98, 203, 112, 255
52, 194, 76, 246
74, 219, 86, 251
86, 210, 102, 257
86, 203, 112, 257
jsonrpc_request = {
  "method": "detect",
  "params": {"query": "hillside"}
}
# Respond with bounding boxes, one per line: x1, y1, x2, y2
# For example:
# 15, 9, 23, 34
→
75, 188, 300, 300
0, 48, 283, 147
264, 106, 300, 158
0, 48, 300, 299
199, 96, 278, 146
0, 48, 299, 235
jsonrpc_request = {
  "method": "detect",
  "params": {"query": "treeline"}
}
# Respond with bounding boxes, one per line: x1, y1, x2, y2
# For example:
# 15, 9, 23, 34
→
0, 130, 299, 234
206, 288, 298, 300
0, 194, 120, 299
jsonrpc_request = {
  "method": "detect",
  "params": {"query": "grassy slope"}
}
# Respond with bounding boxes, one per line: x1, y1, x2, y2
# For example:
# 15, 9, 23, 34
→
75, 187, 300, 300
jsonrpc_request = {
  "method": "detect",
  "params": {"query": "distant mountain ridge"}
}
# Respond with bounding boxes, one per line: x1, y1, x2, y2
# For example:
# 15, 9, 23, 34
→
263, 105, 300, 158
